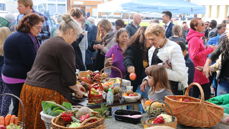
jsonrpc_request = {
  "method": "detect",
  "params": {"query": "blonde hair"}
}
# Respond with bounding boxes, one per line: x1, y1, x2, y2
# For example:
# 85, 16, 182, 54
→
58, 14, 82, 36
0, 27, 11, 56
145, 24, 165, 38
96, 19, 112, 42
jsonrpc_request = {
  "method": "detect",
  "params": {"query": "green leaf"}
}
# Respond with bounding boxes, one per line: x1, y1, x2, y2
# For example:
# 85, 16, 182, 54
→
62, 102, 72, 110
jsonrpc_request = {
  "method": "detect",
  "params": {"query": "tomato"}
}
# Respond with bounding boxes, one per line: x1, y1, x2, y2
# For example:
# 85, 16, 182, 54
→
112, 54, 115, 60
129, 73, 136, 80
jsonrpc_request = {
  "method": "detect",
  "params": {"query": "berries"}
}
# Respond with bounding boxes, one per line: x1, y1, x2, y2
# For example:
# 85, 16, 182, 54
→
153, 116, 165, 124
129, 73, 136, 80
61, 112, 73, 122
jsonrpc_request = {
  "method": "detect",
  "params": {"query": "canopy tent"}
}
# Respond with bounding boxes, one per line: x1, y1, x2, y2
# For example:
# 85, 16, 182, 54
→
97, 0, 205, 14
121, 0, 205, 14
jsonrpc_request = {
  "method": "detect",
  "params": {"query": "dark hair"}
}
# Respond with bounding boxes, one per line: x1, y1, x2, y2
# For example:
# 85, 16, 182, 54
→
162, 11, 172, 19
16, 13, 44, 33
177, 42, 187, 52
210, 20, 217, 28
115, 19, 125, 28
145, 65, 171, 92
190, 18, 201, 30
217, 23, 226, 30
220, 36, 229, 64
115, 28, 128, 43
70, 8, 83, 18
182, 21, 187, 24
127, 26, 147, 60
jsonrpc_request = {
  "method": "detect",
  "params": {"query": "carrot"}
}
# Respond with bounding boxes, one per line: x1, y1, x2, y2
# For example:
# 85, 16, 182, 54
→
4, 114, 11, 126
0, 116, 4, 125
9, 115, 15, 124
14, 117, 19, 125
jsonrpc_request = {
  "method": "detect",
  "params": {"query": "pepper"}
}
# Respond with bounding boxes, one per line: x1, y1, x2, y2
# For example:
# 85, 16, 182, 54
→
153, 116, 165, 124
61, 112, 73, 122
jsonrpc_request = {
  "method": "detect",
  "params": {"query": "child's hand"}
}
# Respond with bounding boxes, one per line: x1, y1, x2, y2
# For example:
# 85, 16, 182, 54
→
127, 66, 135, 73
140, 79, 148, 92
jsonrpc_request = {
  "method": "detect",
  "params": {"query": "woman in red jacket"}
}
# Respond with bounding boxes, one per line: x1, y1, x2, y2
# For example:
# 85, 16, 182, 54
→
186, 18, 215, 99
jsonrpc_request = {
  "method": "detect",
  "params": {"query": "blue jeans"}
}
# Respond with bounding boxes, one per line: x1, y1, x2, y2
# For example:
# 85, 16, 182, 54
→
217, 78, 229, 96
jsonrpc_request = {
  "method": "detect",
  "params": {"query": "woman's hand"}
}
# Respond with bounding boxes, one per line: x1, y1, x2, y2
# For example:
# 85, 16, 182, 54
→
69, 84, 86, 99
105, 57, 113, 66
140, 79, 148, 92
127, 66, 135, 73
203, 58, 212, 78
96, 44, 104, 50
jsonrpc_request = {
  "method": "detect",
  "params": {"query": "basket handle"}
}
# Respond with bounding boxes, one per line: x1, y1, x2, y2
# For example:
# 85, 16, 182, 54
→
148, 100, 174, 116
81, 117, 100, 125
0, 93, 25, 128
100, 66, 123, 87
184, 82, 205, 102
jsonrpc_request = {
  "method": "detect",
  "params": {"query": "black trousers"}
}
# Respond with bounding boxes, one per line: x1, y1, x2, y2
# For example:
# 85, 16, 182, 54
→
191, 83, 211, 100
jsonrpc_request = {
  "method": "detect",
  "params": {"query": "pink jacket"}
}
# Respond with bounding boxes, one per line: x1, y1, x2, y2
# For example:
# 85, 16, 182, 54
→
186, 29, 214, 84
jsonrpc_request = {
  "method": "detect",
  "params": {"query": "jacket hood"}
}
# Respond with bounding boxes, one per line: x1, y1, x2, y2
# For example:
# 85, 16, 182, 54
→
186, 28, 204, 41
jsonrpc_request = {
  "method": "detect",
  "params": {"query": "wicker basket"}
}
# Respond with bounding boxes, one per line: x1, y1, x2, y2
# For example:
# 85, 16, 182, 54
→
164, 82, 224, 127
51, 115, 105, 129
40, 111, 55, 129
142, 101, 177, 129
0, 93, 25, 128
88, 83, 104, 104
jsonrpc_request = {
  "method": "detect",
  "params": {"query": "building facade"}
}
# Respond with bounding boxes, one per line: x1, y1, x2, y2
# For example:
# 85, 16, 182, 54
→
191, 0, 229, 21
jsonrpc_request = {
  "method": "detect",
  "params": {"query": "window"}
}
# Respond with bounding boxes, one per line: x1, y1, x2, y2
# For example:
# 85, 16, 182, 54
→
0, 3, 6, 11
48, 4, 56, 15
57, 4, 66, 14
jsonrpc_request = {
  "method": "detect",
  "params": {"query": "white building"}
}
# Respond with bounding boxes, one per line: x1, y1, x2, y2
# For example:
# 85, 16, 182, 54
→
191, 0, 229, 21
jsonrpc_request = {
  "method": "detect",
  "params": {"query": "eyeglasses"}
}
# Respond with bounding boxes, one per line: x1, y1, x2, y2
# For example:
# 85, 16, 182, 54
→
199, 23, 204, 26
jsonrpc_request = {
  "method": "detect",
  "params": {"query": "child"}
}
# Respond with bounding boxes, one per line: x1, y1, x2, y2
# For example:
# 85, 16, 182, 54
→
105, 28, 129, 78
145, 65, 173, 101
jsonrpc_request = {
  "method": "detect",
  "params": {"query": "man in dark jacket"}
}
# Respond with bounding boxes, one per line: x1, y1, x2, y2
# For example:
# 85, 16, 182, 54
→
162, 11, 174, 38
125, 13, 141, 37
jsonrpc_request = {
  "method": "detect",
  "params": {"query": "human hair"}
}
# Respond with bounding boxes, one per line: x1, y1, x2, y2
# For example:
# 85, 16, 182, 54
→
210, 20, 217, 28
182, 21, 187, 24
220, 36, 229, 65
217, 23, 226, 30
16, 13, 44, 33
162, 11, 172, 19
0, 27, 11, 56
177, 42, 187, 52
190, 18, 201, 31
172, 25, 182, 37
70, 8, 83, 18
115, 19, 125, 28
145, 24, 165, 38
96, 19, 112, 42
145, 65, 171, 92
17, 0, 33, 8
115, 28, 128, 43
58, 14, 82, 35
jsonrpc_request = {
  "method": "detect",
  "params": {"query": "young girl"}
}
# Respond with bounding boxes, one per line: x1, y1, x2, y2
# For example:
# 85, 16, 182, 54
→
105, 28, 129, 78
145, 65, 173, 101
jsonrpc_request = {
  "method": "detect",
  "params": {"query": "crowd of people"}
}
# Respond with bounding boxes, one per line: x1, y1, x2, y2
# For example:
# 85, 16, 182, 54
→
0, 0, 229, 128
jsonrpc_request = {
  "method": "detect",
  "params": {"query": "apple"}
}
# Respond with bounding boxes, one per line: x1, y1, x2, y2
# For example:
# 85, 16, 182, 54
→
0, 125, 6, 129
129, 73, 136, 80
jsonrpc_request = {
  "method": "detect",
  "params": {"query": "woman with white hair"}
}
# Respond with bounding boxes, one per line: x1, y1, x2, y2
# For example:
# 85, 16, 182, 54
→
18, 14, 85, 129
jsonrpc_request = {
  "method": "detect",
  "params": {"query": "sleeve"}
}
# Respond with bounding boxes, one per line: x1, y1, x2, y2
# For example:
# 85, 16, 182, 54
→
209, 43, 222, 62
102, 39, 116, 53
189, 37, 214, 60
105, 46, 113, 58
186, 59, 195, 84
125, 25, 133, 36
37, 16, 51, 41
166, 45, 188, 87
58, 45, 76, 86
124, 46, 135, 67
18, 36, 36, 69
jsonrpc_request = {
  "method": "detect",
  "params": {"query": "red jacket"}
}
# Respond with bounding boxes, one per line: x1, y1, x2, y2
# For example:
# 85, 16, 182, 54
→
186, 29, 214, 84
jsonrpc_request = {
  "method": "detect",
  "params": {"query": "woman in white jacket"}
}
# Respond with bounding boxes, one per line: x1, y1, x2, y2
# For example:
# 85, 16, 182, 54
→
141, 24, 188, 95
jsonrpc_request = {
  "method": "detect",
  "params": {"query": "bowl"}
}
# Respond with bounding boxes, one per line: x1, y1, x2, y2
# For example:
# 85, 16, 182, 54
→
122, 93, 141, 102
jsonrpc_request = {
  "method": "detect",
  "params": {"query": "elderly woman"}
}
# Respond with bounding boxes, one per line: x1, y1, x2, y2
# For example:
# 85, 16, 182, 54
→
141, 24, 188, 95
1, 13, 43, 116
18, 14, 85, 129
187, 18, 215, 99
93, 19, 116, 70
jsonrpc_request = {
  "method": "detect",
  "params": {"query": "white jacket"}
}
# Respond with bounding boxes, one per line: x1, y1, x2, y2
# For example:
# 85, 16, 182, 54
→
148, 39, 188, 88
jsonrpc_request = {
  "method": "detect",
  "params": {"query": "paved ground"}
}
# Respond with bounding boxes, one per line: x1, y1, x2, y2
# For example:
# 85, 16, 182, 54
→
105, 118, 229, 129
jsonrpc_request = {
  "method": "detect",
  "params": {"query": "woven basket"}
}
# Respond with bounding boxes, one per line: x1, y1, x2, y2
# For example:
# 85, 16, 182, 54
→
164, 82, 224, 127
0, 93, 25, 128
142, 101, 177, 129
51, 115, 105, 129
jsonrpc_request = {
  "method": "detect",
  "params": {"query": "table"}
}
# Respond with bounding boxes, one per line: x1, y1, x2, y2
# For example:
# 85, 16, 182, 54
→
104, 118, 229, 129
